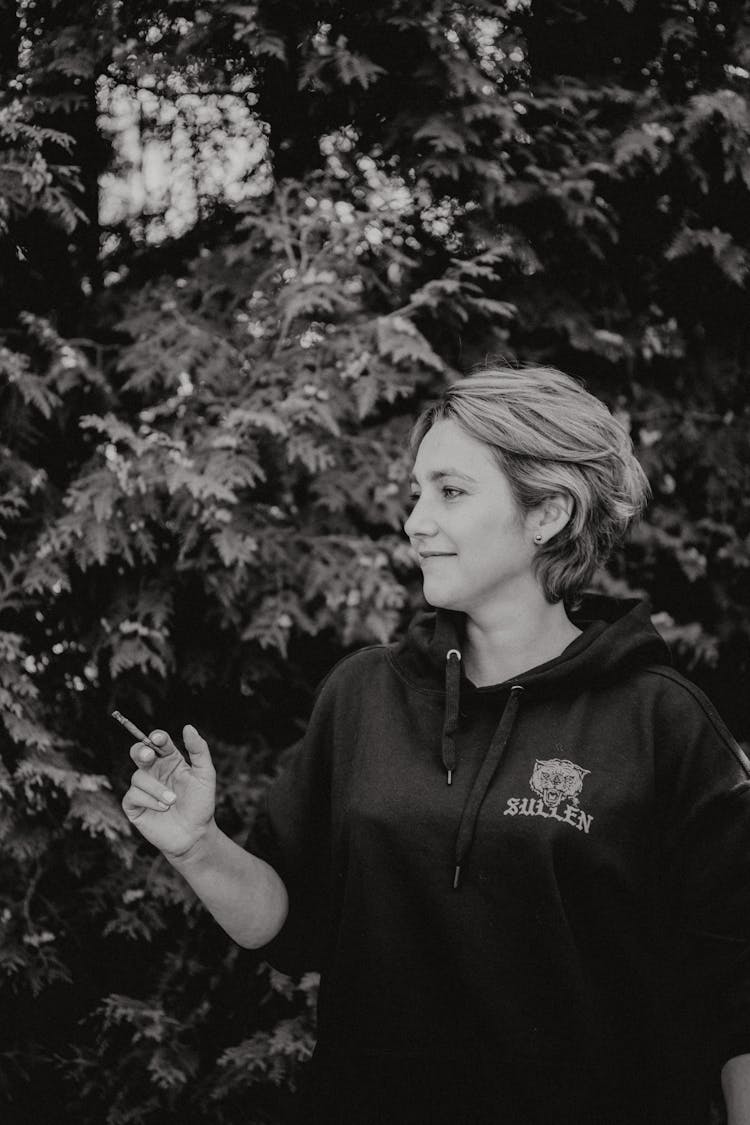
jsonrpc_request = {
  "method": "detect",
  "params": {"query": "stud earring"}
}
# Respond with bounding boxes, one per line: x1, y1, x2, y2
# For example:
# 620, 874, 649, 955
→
533, 533, 543, 544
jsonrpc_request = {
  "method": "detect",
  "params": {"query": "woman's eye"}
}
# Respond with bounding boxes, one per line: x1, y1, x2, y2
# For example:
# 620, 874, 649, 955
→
442, 487, 463, 499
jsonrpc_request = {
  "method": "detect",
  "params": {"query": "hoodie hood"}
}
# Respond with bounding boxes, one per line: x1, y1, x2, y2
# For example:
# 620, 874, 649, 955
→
392, 594, 671, 699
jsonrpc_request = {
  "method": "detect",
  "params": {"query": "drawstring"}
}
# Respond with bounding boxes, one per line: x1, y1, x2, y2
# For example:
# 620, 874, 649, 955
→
439, 643, 525, 887
451, 684, 524, 890
441, 649, 462, 785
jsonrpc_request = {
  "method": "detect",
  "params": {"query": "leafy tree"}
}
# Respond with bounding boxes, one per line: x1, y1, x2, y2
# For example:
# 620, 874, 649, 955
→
1, 1, 749, 1121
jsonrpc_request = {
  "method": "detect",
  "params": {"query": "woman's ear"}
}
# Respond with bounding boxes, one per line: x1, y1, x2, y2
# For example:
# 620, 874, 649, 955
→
532, 493, 573, 540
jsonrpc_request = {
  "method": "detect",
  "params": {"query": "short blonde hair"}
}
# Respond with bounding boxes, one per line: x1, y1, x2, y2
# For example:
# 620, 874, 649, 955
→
410, 365, 651, 605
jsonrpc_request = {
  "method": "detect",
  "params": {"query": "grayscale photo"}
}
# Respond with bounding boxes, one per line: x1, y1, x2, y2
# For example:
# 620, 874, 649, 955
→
2, 2, 749, 1123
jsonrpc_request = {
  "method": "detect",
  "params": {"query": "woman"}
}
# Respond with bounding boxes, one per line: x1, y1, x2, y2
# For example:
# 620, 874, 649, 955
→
122, 366, 750, 1124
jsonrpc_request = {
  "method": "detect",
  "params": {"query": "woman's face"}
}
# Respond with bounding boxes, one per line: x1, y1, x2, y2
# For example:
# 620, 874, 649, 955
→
404, 419, 538, 616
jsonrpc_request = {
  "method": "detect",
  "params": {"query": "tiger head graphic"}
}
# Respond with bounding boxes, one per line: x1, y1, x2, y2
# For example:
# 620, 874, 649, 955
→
529, 757, 590, 811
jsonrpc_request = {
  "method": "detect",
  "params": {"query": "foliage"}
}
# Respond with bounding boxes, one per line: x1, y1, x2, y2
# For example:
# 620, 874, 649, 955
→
1, 0, 749, 1121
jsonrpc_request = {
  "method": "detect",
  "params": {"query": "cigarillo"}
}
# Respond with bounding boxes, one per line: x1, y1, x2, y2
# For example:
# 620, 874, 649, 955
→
111, 710, 159, 751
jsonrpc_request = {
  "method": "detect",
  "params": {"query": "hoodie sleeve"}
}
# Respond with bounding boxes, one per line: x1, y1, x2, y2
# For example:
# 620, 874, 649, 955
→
652, 668, 750, 1067
245, 673, 337, 977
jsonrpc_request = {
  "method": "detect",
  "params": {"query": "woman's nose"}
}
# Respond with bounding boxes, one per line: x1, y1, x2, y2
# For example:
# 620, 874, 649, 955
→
404, 494, 437, 539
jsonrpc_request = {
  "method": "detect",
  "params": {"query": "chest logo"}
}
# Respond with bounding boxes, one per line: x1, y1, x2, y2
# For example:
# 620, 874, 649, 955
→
504, 756, 593, 834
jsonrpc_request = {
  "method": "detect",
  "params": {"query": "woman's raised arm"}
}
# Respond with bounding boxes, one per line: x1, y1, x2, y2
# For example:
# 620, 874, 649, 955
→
121, 725, 288, 948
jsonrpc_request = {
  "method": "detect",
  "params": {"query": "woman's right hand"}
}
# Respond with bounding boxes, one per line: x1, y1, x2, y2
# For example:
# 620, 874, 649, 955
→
121, 724, 217, 860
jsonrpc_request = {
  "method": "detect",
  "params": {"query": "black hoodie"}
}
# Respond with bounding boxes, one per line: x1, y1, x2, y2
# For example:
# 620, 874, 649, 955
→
252, 596, 750, 1124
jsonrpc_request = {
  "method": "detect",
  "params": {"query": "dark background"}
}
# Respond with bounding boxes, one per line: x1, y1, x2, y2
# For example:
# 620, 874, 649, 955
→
1, 1, 749, 1120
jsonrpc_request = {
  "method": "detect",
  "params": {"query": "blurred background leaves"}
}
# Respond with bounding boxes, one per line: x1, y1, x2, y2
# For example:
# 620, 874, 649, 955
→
1, 0, 749, 1120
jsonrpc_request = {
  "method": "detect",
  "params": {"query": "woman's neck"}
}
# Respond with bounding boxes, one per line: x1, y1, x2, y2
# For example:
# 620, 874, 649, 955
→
462, 598, 581, 687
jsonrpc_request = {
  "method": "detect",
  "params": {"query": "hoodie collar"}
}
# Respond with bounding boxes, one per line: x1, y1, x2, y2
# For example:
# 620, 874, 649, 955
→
392, 594, 671, 699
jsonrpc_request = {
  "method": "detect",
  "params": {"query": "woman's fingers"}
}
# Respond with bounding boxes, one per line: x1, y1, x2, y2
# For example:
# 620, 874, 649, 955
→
148, 729, 182, 758
130, 768, 177, 806
122, 786, 173, 818
182, 724, 214, 778
127, 729, 212, 778
121, 724, 215, 852
129, 742, 155, 767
